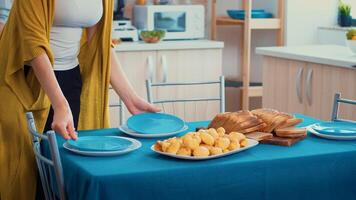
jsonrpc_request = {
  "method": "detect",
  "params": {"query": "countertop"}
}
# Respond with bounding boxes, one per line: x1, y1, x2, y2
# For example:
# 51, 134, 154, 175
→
318, 26, 356, 31
115, 40, 224, 52
256, 45, 356, 69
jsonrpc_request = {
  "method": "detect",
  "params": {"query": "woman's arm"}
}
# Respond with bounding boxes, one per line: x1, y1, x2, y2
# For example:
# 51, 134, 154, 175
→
109, 49, 160, 114
30, 54, 77, 140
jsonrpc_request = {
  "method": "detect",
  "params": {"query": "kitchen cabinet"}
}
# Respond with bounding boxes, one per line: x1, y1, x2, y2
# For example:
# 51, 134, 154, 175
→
262, 57, 356, 121
109, 47, 223, 127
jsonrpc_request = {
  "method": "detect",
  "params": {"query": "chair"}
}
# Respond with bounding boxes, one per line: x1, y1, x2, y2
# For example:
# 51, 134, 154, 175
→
26, 112, 66, 200
146, 76, 225, 121
331, 93, 356, 122
109, 99, 125, 126
109, 86, 125, 126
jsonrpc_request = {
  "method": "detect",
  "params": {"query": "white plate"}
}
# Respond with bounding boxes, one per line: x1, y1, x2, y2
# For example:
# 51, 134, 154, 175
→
151, 139, 259, 160
119, 124, 189, 138
63, 136, 142, 156
307, 126, 356, 140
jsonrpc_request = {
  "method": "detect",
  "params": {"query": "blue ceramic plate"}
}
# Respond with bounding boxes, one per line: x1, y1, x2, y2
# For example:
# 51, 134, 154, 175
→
307, 126, 356, 140
64, 136, 141, 156
119, 124, 188, 138
67, 136, 134, 152
227, 10, 273, 20
127, 112, 185, 134
312, 121, 356, 136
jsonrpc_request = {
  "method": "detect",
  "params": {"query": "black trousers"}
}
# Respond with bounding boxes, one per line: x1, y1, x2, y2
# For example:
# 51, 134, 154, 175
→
43, 66, 82, 132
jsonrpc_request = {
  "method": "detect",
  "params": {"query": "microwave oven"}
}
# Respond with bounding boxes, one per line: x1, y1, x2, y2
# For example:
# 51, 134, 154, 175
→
133, 5, 205, 40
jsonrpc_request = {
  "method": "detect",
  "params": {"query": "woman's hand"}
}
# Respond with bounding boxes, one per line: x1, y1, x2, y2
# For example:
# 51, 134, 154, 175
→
51, 103, 78, 140
126, 96, 161, 115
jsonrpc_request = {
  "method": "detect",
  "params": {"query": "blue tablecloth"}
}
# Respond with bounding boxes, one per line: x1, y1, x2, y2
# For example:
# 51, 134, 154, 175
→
45, 114, 356, 200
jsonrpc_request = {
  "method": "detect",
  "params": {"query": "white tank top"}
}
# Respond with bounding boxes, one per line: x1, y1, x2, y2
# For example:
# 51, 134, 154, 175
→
50, 0, 103, 71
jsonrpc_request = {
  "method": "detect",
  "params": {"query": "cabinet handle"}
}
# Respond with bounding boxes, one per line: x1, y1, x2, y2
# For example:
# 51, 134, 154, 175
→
146, 56, 154, 82
306, 68, 313, 106
296, 67, 303, 104
161, 55, 168, 83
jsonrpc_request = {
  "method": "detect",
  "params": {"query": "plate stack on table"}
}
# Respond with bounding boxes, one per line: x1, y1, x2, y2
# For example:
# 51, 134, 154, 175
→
120, 113, 188, 138
307, 121, 356, 140
208, 109, 306, 146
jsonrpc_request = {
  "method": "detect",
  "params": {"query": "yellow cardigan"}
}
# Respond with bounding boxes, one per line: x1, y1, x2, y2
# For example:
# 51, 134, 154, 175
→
0, 0, 113, 199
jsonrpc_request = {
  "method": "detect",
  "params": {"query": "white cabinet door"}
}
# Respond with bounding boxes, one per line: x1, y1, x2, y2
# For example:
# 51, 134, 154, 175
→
155, 49, 223, 122
109, 51, 157, 127
262, 57, 306, 114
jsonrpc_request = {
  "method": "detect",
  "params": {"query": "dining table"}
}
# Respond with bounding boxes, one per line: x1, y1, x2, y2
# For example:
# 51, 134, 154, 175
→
44, 114, 356, 200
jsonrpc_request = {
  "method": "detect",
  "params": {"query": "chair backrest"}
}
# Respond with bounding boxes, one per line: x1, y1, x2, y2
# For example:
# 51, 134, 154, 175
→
109, 99, 125, 126
146, 76, 225, 121
331, 93, 356, 122
109, 87, 125, 126
26, 112, 66, 200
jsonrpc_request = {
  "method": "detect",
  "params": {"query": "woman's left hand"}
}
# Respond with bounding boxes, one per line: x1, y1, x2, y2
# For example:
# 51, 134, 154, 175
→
126, 96, 161, 115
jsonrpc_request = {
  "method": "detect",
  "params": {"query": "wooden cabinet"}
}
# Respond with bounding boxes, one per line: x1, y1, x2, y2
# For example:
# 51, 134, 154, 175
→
109, 48, 222, 127
263, 57, 356, 121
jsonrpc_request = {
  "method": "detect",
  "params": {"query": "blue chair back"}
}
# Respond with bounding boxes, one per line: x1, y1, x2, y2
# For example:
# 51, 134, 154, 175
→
26, 112, 66, 200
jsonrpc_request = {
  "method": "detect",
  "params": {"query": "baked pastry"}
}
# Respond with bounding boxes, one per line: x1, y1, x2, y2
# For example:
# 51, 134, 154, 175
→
228, 140, 240, 151
183, 135, 200, 150
210, 147, 223, 155
240, 138, 248, 148
228, 132, 246, 142
200, 131, 215, 145
193, 146, 210, 157
216, 127, 226, 136
215, 137, 230, 150
177, 147, 191, 156
275, 127, 307, 138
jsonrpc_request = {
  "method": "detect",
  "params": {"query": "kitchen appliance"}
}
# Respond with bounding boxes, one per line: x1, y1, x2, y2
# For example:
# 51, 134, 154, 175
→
112, 20, 139, 42
133, 5, 205, 40
113, 0, 126, 20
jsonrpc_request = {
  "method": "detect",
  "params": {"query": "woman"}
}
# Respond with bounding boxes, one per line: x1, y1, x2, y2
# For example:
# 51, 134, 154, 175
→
0, 0, 159, 199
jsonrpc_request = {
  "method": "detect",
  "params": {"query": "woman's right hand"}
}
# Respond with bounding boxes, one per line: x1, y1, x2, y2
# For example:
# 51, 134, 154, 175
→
51, 103, 78, 140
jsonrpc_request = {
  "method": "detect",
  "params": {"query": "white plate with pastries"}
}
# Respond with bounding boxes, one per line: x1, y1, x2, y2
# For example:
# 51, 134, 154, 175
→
151, 128, 259, 160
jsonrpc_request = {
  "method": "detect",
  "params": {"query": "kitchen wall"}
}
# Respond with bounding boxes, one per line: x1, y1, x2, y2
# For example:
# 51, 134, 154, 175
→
123, 0, 346, 110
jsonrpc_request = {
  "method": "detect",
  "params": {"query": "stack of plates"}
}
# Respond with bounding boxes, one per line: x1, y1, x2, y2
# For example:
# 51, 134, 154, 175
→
227, 9, 273, 20
119, 113, 188, 138
63, 136, 141, 156
307, 121, 356, 140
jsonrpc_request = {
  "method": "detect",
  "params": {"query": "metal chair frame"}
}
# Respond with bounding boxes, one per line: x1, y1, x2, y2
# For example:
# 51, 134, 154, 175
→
109, 99, 125, 126
109, 86, 125, 126
331, 93, 356, 123
146, 76, 225, 119
26, 112, 66, 200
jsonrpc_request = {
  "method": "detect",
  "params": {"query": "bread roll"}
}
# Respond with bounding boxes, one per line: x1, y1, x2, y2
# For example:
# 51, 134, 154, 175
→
177, 147, 191, 156
200, 131, 215, 145
183, 135, 200, 150
216, 127, 225, 137
210, 147, 223, 155
240, 138, 248, 148
229, 132, 246, 142
228, 140, 240, 151
166, 140, 181, 154
193, 146, 210, 157
215, 137, 230, 150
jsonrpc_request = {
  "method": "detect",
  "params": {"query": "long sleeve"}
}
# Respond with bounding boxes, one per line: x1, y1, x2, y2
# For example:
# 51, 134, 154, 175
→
0, 0, 12, 23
